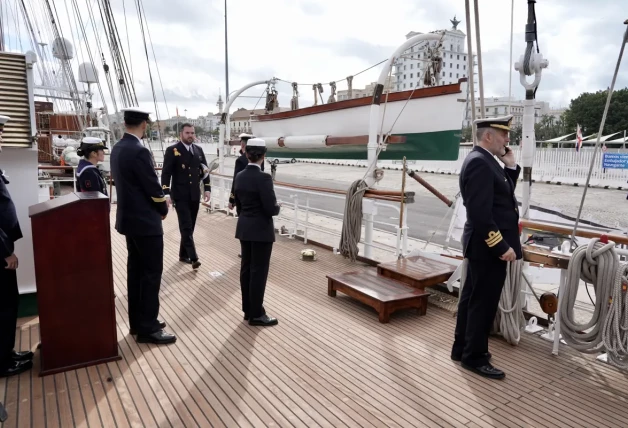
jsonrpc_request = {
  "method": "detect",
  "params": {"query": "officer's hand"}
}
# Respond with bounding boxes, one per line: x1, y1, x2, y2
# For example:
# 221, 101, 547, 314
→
204, 191, 211, 203
166, 197, 172, 208
500, 247, 516, 262
498, 147, 516, 168
161, 214, 167, 220
4, 253, 18, 270
228, 203, 234, 210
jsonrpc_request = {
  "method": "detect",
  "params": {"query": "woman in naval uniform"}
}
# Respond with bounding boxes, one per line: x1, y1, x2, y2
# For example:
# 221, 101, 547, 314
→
75, 136, 108, 196
233, 138, 281, 326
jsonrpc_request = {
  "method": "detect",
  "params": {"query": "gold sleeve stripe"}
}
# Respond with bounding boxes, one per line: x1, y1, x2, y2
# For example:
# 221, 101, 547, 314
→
485, 231, 503, 247
151, 196, 167, 203
204, 184, 211, 187
162, 185, 170, 189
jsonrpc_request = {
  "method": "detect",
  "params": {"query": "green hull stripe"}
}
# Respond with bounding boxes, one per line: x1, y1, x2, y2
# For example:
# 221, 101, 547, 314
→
266, 130, 461, 161
18, 292, 38, 318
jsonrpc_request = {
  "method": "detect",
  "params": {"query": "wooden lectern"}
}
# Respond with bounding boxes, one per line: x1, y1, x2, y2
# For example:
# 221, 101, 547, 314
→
29, 191, 120, 376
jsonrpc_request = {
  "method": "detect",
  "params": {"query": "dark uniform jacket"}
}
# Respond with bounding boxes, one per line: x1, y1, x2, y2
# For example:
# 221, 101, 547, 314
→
110, 133, 168, 236
460, 146, 522, 260
76, 159, 108, 196
229, 151, 264, 205
0, 170, 22, 260
161, 141, 211, 201
234, 165, 279, 242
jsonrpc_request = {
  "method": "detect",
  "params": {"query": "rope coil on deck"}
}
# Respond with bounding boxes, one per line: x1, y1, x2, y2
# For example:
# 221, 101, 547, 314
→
602, 262, 628, 369
559, 239, 618, 354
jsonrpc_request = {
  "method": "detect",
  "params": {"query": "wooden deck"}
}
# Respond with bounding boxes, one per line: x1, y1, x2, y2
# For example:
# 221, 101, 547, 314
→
2, 208, 628, 427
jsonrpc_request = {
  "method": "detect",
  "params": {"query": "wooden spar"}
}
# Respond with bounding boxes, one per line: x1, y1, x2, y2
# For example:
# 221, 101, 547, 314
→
406, 169, 453, 207
210, 172, 414, 203
520, 219, 628, 246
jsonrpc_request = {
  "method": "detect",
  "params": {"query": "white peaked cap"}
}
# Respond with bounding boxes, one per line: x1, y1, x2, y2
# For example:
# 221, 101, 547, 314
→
246, 138, 266, 147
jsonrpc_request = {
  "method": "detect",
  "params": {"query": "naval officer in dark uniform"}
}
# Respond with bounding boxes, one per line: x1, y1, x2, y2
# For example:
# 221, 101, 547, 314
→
451, 115, 521, 380
76, 136, 108, 196
234, 138, 280, 326
0, 115, 34, 377
110, 107, 175, 345
228, 133, 264, 210
160, 123, 210, 269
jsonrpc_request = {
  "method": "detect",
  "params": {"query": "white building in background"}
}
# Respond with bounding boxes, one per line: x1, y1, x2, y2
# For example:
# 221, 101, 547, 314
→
337, 76, 396, 100
394, 16, 470, 91
466, 97, 550, 128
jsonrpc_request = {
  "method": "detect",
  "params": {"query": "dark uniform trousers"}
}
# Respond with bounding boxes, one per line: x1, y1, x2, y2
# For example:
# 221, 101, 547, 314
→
0, 264, 18, 370
451, 145, 522, 368
452, 257, 507, 367
125, 235, 164, 335
239, 241, 273, 318
174, 199, 200, 260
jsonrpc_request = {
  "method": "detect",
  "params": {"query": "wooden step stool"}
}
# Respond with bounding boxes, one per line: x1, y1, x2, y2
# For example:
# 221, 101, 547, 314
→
327, 270, 429, 323
377, 254, 459, 290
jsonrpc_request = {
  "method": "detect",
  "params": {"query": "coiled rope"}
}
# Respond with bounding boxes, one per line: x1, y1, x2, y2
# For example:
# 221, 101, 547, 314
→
559, 239, 618, 354
603, 263, 628, 369
339, 180, 369, 262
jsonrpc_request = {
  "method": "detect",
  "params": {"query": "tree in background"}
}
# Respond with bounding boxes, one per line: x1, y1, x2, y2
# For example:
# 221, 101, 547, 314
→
564, 88, 628, 135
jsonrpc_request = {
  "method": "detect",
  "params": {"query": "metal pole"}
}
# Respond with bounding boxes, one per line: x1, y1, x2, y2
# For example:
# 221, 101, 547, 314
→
224, 0, 230, 102
508, 0, 514, 115
464, 0, 478, 144
473, 0, 485, 118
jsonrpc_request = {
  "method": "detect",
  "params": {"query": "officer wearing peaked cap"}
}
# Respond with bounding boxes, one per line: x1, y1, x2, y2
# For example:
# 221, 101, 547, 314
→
0, 115, 34, 377
160, 122, 211, 269
110, 107, 175, 345
451, 115, 522, 380
234, 138, 280, 326
76, 136, 108, 196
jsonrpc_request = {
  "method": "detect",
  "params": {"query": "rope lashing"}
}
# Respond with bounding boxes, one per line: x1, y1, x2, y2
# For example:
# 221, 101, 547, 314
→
290, 82, 299, 110
327, 81, 337, 103
559, 239, 618, 354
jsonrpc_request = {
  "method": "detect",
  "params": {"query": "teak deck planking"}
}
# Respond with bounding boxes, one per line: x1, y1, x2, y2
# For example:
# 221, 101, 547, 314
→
1, 208, 627, 427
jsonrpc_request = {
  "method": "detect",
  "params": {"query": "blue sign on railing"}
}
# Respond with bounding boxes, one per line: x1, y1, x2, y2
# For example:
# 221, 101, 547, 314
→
602, 153, 628, 169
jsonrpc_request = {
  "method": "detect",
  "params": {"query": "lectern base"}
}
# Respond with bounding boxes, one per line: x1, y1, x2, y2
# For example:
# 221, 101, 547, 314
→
39, 353, 122, 377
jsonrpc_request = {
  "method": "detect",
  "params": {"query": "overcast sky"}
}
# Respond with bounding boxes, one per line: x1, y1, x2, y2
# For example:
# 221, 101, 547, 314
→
3, 0, 628, 119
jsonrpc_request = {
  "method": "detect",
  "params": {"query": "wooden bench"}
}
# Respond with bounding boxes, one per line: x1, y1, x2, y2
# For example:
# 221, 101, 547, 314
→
327, 270, 430, 323
377, 254, 459, 290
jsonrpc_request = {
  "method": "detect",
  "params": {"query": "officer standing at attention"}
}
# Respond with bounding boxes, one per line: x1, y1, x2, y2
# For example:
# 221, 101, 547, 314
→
234, 138, 280, 326
160, 123, 211, 269
0, 115, 34, 377
110, 107, 176, 345
76, 136, 108, 196
451, 115, 521, 380
228, 133, 263, 210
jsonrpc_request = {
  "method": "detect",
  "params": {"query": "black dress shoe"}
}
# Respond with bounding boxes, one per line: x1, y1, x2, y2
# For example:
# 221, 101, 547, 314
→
192, 260, 201, 269
130, 320, 166, 335
179, 257, 192, 264
238, 254, 241, 258
461, 362, 505, 380
451, 352, 492, 362
244, 314, 249, 320
136, 330, 177, 344
248, 314, 278, 326
12, 350, 34, 361
0, 360, 33, 378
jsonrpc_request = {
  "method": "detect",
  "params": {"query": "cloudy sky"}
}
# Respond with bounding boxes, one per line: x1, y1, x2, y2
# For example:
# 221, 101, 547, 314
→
3, 0, 627, 120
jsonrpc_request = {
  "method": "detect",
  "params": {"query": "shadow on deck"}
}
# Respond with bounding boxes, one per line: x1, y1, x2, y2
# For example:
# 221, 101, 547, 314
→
1, 208, 627, 427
